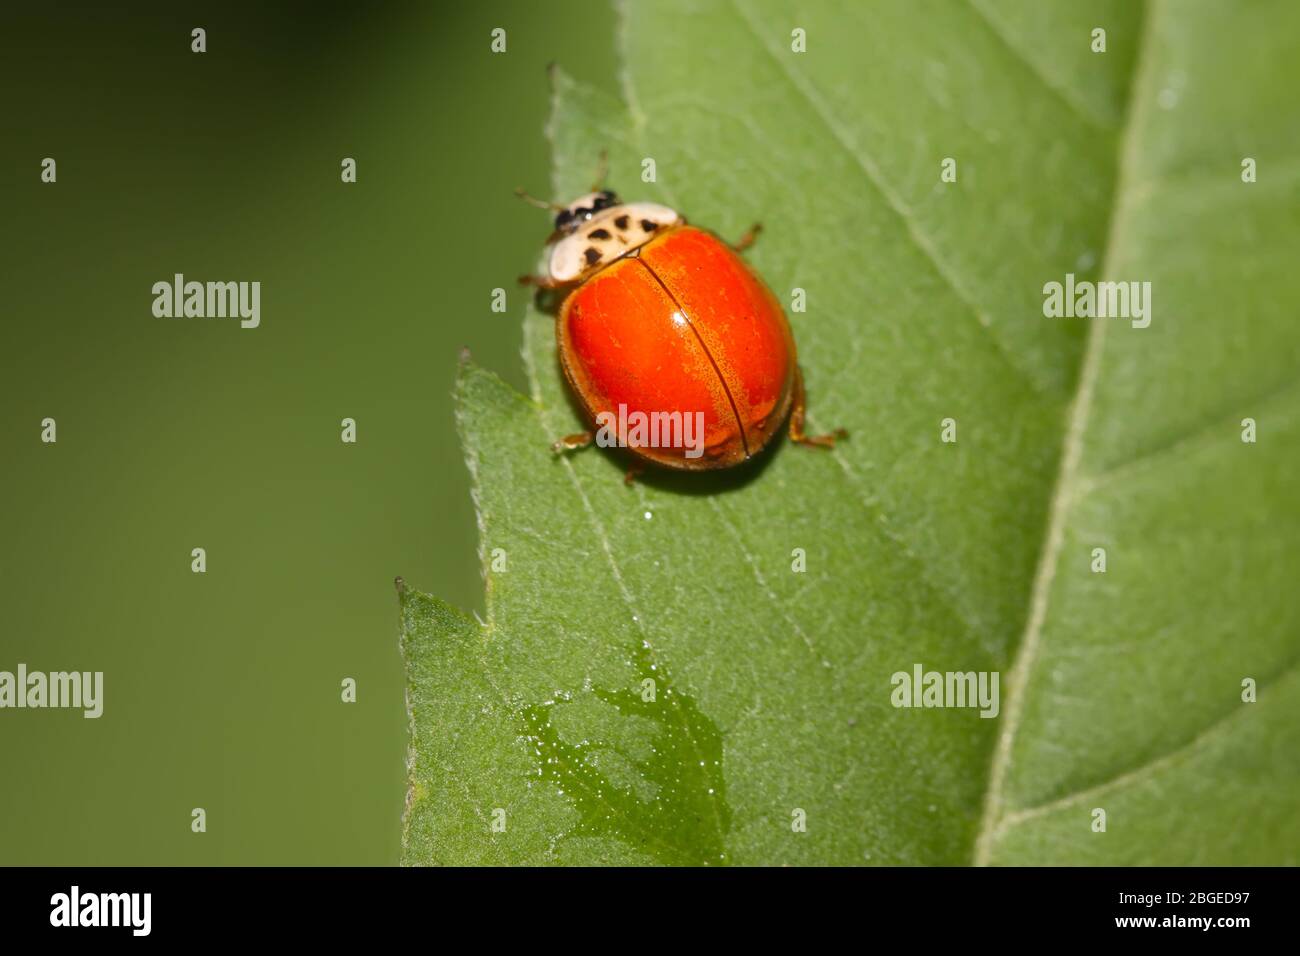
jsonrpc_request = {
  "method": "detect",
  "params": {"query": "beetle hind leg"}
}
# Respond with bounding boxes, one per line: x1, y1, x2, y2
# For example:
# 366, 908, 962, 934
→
731, 222, 763, 252
551, 431, 594, 455
788, 367, 847, 449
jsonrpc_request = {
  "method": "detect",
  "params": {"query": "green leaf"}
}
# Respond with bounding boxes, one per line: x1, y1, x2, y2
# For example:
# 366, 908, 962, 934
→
401, 0, 1300, 865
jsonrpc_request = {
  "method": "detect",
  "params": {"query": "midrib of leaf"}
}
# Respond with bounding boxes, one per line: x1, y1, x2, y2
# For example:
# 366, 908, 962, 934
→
973, 0, 1158, 865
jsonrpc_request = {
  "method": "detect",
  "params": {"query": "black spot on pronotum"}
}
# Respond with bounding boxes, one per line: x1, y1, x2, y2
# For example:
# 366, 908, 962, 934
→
589, 228, 611, 240
614, 214, 630, 230
584, 247, 602, 265
641, 219, 658, 233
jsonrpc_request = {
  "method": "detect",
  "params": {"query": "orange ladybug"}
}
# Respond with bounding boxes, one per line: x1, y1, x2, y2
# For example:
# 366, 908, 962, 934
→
520, 178, 844, 479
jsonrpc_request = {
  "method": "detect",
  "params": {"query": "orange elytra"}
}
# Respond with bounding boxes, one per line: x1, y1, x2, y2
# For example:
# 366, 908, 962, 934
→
518, 177, 845, 479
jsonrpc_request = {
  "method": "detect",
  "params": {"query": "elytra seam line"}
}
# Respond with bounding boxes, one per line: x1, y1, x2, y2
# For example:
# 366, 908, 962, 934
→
634, 257, 751, 457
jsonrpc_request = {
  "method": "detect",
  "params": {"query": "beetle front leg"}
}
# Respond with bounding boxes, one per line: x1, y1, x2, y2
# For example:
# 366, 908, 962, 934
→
731, 222, 763, 252
551, 431, 594, 455
788, 367, 847, 449
518, 274, 572, 290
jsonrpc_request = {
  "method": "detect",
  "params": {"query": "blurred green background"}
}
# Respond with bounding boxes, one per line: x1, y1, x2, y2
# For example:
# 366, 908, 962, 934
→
0, 2, 616, 864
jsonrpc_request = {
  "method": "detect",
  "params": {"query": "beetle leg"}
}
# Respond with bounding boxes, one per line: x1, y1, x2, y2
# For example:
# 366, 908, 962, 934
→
623, 462, 645, 486
591, 149, 609, 191
551, 431, 593, 454
731, 222, 763, 252
518, 274, 571, 290
788, 367, 848, 449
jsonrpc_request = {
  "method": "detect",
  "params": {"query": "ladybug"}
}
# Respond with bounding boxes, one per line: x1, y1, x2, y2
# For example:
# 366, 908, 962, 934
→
519, 175, 845, 480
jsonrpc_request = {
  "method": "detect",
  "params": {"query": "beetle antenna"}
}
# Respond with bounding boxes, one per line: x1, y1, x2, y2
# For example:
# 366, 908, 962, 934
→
515, 187, 563, 211
591, 150, 609, 191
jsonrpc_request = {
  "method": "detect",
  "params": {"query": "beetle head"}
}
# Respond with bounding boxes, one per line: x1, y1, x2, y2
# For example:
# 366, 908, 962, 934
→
554, 190, 620, 235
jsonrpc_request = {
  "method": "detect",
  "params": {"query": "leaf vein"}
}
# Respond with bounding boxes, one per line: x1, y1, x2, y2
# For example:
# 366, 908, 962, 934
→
994, 654, 1300, 837
730, 0, 1052, 398
964, 0, 1113, 130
